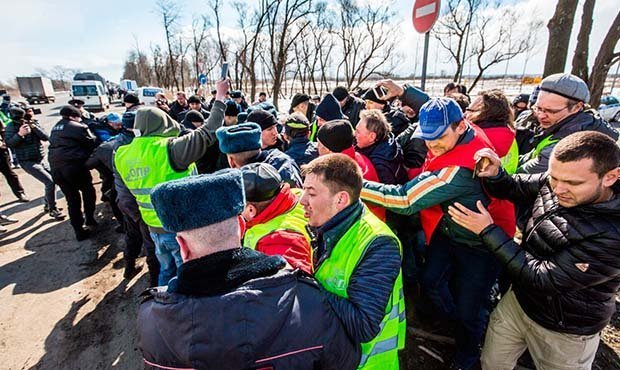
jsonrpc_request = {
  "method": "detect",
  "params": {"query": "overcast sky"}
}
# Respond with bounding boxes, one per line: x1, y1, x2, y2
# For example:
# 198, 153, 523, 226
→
1, 0, 618, 84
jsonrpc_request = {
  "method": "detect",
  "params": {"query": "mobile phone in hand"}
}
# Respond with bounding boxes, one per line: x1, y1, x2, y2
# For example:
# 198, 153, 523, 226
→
220, 62, 229, 80
473, 157, 491, 178
373, 86, 388, 99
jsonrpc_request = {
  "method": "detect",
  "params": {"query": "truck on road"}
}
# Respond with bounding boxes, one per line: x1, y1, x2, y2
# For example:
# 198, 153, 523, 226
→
16, 77, 56, 104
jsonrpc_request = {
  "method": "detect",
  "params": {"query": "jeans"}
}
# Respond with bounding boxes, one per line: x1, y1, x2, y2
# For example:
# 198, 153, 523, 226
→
20, 160, 56, 209
421, 232, 499, 369
150, 232, 183, 286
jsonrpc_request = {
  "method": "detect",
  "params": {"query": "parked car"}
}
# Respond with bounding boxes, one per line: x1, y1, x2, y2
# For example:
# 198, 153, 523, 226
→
598, 94, 620, 124
71, 80, 110, 112
16, 77, 56, 104
135, 87, 165, 106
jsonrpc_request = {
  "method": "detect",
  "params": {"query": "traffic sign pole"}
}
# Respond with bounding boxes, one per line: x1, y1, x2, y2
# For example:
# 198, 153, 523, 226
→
421, 32, 430, 91
412, 0, 440, 92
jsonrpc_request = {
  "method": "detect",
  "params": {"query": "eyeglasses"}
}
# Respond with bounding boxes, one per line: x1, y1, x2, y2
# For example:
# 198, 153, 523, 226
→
532, 105, 568, 115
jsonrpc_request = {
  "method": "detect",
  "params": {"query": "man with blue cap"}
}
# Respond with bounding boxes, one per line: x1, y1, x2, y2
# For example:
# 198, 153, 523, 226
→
359, 97, 515, 369
217, 122, 302, 187
137, 170, 360, 370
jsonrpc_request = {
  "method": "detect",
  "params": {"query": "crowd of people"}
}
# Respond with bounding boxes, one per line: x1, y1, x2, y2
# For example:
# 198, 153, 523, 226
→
1, 72, 619, 370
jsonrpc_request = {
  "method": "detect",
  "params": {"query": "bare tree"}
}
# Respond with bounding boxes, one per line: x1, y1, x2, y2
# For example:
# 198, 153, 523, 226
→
210, 0, 229, 64
334, 0, 399, 90
191, 15, 211, 84
266, 0, 314, 109
157, 0, 181, 90
543, 0, 578, 77
589, 10, 620, 108
432, 0, 481, 82
571, 0, 596, 83
235, 0, 276, 101
467, 9, 541, 90
177, 35, 192, 91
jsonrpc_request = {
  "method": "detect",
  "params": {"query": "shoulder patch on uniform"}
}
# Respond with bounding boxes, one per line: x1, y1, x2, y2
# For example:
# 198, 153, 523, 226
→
575, 263, 589, 272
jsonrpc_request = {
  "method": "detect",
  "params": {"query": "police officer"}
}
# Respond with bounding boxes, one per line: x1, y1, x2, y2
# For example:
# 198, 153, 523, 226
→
49, 105, 97, 241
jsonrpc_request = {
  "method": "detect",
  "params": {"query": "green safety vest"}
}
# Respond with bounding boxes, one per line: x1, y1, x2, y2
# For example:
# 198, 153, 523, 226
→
0, 111, 10, 127
243, 189, 311, 251
531, 135, 559, 159
114, 136, 196, 228
519, 134, 559, 169
315, 207, 406, 370
309, 120, 318, 142
500, 139, 519, 175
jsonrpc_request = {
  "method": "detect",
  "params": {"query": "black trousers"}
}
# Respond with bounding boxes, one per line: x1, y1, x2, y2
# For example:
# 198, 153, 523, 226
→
51, 164, 96, 233
124, 212, 160, 286
0, 148, 25, 197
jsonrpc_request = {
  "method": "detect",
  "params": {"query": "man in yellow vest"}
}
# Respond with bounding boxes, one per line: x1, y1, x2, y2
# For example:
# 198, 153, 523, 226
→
240, 162, 312, 274
299, 154, 405, 369
115, 78, 228, 286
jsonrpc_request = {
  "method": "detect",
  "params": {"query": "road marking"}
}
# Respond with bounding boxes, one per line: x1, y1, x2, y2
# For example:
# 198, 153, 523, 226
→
416, 3, 436, 18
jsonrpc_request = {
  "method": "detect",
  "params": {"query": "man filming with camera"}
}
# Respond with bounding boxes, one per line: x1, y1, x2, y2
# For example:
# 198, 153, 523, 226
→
5, 107, 64, 220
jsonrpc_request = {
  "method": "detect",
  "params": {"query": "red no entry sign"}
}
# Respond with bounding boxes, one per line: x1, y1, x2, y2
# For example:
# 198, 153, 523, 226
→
412, 0, 441, 34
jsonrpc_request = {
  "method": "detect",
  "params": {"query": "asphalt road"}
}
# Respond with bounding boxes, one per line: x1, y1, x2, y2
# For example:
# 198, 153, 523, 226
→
24, 91, 126, 133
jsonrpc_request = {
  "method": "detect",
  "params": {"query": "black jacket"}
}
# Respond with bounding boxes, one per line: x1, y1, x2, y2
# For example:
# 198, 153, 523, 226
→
168, 100, 189, 121
285, 136, 318, 167
342, 95, 365, 128
249, 149, 303, 188
138, 248, 360, 370
5, 119, 48, 162
48, 118, 97, 168
356, 135, 407, 185
396, 123, 427, 170
481, 171, 620, 335
384, 107, 411, 138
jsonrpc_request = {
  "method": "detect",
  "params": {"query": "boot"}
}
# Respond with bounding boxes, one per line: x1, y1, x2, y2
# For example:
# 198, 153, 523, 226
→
75, 227, 91, 241
123, 258, 142, 279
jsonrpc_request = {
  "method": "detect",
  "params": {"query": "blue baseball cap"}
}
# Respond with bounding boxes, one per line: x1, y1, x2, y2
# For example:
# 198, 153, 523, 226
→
413, 97, 464, 140
107, 112, 122, 123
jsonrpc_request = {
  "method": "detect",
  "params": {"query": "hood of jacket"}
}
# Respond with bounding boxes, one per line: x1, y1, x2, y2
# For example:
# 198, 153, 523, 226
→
135, 107, 181, 137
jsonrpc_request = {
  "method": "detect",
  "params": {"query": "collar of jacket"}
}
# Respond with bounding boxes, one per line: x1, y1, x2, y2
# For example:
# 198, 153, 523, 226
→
247, 184, 297, 228
356, 133, 399, 158
168, 247, 286, 296
290, 136, 310, 146
313, 201, 364, 264
544, 109, 589, 136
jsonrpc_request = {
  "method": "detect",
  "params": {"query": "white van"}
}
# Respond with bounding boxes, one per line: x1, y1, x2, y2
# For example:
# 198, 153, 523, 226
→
135, 87, 165, 106
71, 80, 110, 111
120, 79, 138, 93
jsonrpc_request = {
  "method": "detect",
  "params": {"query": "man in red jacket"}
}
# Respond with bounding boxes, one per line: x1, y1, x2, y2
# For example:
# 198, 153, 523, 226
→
240, 163, 313, 273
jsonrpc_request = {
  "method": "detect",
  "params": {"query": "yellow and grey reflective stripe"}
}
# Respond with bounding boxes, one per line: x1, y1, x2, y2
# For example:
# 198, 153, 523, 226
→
286, 122, 308, 129
130, 188, 153, 195
359, 335, 400, 367
136, 200, 154, 209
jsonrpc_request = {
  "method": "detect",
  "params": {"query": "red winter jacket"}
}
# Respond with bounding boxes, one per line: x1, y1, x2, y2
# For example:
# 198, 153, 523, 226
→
245, 185, 313, 274
478, 123, 517, 239
341, 146, 386, 221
